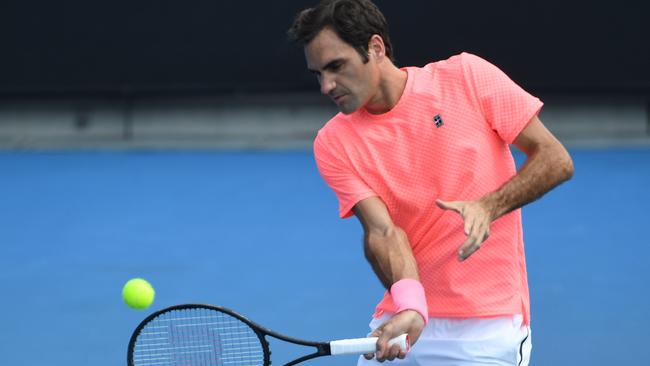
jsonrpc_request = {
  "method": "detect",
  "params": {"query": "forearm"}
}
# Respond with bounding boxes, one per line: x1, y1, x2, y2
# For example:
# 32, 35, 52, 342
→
363, 225, 419, 289
353, 198, 428, 347
481, 143, 574, 221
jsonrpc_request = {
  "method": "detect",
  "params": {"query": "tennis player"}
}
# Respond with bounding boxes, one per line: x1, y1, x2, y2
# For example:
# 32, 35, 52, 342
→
288, 1, 573, 365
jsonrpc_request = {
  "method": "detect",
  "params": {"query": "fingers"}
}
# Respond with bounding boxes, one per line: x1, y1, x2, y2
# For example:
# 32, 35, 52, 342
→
368, 311, 424, 362
438, 198, 471, 237
458, 219, 490, 261
463, 213, 474, 236
438, 198, 493, 261
385, 343, 405, 361
458, 235, 478, 261
374, 337, 405, 362
365, 326, 400, 361
375, 327, 394, 361
364, 329, 381, 360
435, 199, 463, 214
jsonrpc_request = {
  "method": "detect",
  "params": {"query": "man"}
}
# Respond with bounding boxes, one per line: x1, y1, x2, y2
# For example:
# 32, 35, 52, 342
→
288, 1, 574, 365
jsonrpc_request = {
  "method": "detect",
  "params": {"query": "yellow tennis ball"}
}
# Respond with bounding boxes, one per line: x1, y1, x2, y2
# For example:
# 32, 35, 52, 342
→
122, 278, 155, 310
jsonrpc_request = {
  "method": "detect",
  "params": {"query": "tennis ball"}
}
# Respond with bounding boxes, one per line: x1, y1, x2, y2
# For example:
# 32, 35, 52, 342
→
122, 278, 155, 310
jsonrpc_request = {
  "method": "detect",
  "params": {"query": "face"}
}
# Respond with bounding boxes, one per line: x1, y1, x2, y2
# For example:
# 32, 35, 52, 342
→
304, 28, 380, 114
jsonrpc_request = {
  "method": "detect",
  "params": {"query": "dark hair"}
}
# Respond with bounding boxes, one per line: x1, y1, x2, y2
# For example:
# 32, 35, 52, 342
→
287, 0, 394, 63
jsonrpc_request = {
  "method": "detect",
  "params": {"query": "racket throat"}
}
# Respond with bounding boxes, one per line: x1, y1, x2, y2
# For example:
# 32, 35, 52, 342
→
282, 344, 331, 366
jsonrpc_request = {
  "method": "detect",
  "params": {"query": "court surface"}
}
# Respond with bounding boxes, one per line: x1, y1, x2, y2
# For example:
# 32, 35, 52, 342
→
1, 148, 648, 365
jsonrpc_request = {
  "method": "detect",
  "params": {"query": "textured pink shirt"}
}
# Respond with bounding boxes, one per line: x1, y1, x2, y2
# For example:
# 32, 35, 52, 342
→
313, 53, 543, 324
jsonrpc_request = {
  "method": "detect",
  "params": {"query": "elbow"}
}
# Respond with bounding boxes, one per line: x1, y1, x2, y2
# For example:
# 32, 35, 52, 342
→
543, 146, 573, 187
363, 234, 376, 262
532, 139, 574, 184
542, 138, 574, 183
363, 225, 405, 259
363, 229, 386, 261
558, 149, 574, 183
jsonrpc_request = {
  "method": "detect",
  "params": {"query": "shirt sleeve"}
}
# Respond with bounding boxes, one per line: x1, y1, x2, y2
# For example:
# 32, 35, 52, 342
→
461, 52, 544, 144
313, 132, 376, 219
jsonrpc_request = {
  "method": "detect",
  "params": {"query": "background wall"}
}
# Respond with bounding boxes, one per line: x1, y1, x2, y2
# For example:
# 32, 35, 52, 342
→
0, 0, 648, 96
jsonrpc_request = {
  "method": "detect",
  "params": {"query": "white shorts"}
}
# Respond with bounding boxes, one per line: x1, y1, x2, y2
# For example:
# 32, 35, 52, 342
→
357, 313, 532, 366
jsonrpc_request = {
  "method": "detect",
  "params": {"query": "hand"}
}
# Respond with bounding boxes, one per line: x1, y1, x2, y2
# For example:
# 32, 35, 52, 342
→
436, 198, 495, 261
363, 310, 425, 362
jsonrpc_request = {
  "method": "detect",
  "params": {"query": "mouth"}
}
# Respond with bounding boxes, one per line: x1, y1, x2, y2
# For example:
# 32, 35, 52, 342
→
331, 94, 346, 104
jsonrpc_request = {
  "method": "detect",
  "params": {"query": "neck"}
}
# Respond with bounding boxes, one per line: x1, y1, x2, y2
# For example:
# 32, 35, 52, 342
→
364, 63, 408, 115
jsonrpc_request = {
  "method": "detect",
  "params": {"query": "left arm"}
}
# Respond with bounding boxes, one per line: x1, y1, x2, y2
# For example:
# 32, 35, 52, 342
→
437, 115, 574, 261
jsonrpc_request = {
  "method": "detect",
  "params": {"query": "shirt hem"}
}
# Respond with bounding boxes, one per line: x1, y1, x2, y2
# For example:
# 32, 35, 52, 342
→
505, 100, 544, 144
339, 191, 378, 218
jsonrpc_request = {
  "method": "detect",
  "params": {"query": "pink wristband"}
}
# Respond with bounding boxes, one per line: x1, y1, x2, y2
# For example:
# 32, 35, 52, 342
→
390, 279, 429, 324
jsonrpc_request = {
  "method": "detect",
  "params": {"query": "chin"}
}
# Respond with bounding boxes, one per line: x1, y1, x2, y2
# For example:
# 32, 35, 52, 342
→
337, 102, 360, 115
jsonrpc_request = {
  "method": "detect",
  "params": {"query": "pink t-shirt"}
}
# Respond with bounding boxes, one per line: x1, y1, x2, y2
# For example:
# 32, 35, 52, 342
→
313, 53, 543, 324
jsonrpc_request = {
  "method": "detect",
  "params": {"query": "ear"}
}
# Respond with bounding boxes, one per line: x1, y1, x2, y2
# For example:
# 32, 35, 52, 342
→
367, 34, 386, 61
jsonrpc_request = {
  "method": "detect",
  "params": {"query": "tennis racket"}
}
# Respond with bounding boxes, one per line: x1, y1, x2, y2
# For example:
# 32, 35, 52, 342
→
127, 304, 408, 366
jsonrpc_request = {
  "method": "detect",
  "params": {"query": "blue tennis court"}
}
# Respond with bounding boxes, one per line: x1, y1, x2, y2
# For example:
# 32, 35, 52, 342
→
0, 148, 648, 365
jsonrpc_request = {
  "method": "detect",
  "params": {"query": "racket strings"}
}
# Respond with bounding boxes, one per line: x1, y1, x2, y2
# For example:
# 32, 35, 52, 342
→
132, 307, 265, 366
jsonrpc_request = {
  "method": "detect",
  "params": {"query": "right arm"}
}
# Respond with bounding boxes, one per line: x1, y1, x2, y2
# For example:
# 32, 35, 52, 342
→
354, 196, 419, 288
353, 196, 426, 362
312, 134, 424, 361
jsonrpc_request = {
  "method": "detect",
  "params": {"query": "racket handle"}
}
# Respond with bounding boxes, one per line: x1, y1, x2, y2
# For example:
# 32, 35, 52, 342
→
330, 334, 409, 355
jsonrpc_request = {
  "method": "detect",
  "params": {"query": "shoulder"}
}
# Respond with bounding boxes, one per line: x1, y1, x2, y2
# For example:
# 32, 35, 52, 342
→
405, 53, 471, 85
314, 112, 354, 156
315, 112, 349, 143
457, 52, 507, 81
458, 52, 495, 67
404, 53, 476, 95
417, 52, 497, 77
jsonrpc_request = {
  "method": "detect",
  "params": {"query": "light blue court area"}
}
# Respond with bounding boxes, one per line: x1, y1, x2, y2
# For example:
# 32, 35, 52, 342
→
0, 149, 648, 366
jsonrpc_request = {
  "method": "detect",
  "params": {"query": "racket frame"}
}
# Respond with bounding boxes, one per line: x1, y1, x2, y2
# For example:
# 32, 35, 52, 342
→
127, 303, 332, 366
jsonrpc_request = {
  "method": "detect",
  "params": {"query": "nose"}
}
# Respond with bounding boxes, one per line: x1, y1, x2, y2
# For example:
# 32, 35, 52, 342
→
319, 74, 336, 96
